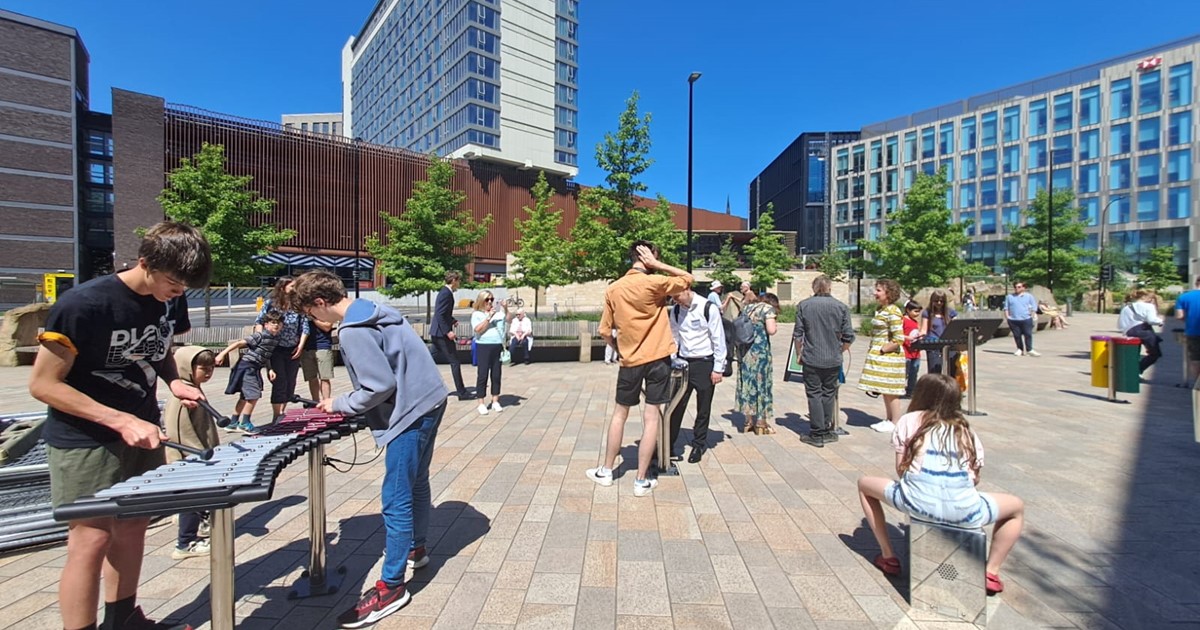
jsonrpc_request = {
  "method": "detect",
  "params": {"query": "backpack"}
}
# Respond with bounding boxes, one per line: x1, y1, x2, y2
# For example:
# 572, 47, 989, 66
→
730, 308, 757, 358
674, 301, 735, 376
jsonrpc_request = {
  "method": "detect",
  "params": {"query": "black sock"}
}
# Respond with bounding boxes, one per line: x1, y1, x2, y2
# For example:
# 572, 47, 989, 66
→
68, 624, 99, 630
102, 594, 135, 630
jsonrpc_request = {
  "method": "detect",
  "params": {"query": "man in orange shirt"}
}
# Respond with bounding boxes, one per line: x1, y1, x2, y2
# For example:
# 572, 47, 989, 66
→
588, 241, 693, 496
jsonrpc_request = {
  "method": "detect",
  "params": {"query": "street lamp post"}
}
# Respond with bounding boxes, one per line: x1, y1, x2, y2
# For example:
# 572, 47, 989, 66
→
352, 137, 362, 298
1097, 195, 1126, 314
686, 72, 701, 273
1047, 147, 1054, 295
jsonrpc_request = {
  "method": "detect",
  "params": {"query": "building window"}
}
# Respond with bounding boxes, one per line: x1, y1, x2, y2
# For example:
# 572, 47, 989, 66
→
1110, 123, 1131, 155
980, 178, 997, 206
1079, 163, 1100, 193
960, 153, 976, 179
1079, 86, 1101, 126
836, 149, 849, 175
1138, 116, 1160, 151
1079, 129, 1100, 160
1169, 62, 1193, 108
1028, 99, 1047, 136
1168, 148, 1192, 182
980, 111, 997, 147
922, 161, 936, 176
1168, 186, 1192, 219
941, 158, 954, 181
853, 146, 865, 171
1028, 139, 1046, 169
886, 169, 897, 192
1052, 93, 1072, 132
1110, 158, 1131, 190
1053, 166, 1071, 191
1003, 206, 1021, 233
885, 137, 898, 166
960, 212, 975, 235
1052, 135, 1072, 164
1079, 197, 1099, 226
960, 183, 976, 208
921, 127, 935, 159
960, 117, 976, 151
869, 198, 882, 220
556, 129, 577, 149
88, 161, 113, 185
1137, 154, 1160, 186
836, 203, 849, 222
1002, 145, 1020, 173
1137, 190, 1160, 222
904, 166, 915, 190
903, 132, 917, 163
852, 175, 864, 197
869, 172, 881, 195
1109, 196, 1131, 224
1169, 110, 1193, 145
87, 131, 112, 157
945, 186, 955, 210
556, 39, 577, 62
980, 149, 997, 177
870, 140, 883, 169
1111, 78, 1132, 120
555, 150, 577, 165
1139, 69, 1161, 114
980, 208, 997, 235
1003, 176, 1020, 203
1002, 106, 1020, 142
1027, 172, 1046, 200
939, 123, 953, 155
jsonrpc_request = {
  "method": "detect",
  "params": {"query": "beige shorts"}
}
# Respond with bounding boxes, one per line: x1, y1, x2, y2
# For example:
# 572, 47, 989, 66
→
49, 442, 164, 509
301, 349, 335, 381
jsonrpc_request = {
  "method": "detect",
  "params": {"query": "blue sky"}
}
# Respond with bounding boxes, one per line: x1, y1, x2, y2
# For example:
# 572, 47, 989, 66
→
8, 0, 1200, 218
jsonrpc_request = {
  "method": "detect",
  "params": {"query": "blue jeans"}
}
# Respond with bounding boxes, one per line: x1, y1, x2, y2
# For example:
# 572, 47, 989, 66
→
380, 402, 446, 586
905, 358, 920, 397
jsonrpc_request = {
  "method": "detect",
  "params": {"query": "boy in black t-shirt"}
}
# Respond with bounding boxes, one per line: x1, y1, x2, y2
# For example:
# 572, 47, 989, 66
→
29, 221, 211, 630
216, 310, 283, 434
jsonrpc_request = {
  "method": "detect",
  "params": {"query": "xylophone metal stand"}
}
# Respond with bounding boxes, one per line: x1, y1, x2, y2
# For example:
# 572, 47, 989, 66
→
964, 326, 986, 416
209, 508, 236, 630
289, 444, 346, 598
656, 367, 688, 477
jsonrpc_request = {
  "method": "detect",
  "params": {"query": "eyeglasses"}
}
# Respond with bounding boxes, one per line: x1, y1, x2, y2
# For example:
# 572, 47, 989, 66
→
485, 298, 494, 302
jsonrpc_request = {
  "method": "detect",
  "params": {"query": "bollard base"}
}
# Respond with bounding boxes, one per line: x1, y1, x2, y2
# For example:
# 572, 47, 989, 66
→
656, 462, 680, 477
964, 410, 987, 417
288, 565, 346, 599
833, 427, 849, 436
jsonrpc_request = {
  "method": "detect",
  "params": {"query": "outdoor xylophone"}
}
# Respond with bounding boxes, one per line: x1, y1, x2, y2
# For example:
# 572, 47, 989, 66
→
53, 403, 368, 630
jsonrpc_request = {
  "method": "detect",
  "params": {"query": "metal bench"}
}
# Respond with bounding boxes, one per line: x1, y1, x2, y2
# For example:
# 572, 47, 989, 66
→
908, 516, 988, 624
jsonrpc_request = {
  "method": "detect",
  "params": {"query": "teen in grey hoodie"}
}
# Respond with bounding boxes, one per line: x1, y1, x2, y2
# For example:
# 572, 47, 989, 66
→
290, 270, 447, 629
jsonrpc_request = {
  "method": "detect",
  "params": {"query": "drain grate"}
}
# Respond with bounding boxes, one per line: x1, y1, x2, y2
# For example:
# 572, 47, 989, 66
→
936, 563, 959, 581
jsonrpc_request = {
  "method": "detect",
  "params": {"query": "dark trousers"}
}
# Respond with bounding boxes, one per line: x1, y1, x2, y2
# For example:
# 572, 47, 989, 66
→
431, 335, 467, 395
475, 343, 503, 397
1008, 318, 1034, 352
905, 358, 920, 397
803, 365, 841, 434
177, 511, 204, 548
509, 336, 533, 364
1126, 323, 1163, 373
926, 349, 959, 377
268, 347, 301, 406
669, 358, 715, 452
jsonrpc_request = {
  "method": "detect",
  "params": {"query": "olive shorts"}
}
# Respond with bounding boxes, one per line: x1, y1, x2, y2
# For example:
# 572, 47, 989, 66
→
301, 349, 335, 381
49, 442, 164, 509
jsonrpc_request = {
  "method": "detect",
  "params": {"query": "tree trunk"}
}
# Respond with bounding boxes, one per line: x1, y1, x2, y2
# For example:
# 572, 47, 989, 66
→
533, 287, 539, 318
204, 287, 212, 328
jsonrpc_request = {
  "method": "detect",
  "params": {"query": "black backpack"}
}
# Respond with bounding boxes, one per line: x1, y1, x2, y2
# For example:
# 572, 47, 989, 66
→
672, 301, 734, 376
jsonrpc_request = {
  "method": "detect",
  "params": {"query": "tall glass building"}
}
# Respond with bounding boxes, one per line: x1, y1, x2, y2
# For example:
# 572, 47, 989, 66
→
342, 0, 578, 177
829, 36, 1198, 280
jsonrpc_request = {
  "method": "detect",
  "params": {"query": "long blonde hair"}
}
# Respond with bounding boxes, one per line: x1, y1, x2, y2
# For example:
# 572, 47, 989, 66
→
899, 374, 979, 475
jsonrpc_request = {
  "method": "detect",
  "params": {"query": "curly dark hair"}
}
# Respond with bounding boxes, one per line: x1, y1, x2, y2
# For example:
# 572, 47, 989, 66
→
875, 279, 901, 305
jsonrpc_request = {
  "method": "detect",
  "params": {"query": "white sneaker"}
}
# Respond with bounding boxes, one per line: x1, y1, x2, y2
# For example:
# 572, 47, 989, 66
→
172, 539, 210, 560
585, 467, 613, 487
1013, 349, 1024, 356
870, 420, 896, 433
477, 404, 489, 416
1026, 350, 1041, 357
633, 478, 658, 497
491, 401, 504, 413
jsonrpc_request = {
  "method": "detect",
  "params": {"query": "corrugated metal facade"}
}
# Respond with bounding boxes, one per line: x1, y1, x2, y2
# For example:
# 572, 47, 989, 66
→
162, 105, 744, 270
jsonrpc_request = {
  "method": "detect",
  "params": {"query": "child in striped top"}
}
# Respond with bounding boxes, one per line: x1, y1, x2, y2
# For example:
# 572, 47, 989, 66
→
856, 374, 1025, 595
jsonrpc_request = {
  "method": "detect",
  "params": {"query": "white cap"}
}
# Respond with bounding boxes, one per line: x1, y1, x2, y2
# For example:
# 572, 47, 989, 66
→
710, 280, 722, 290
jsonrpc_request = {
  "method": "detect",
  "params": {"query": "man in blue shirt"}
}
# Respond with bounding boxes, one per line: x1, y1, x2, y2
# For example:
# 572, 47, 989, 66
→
1004, 281, 1040, 357
1175, 277, 1200, 384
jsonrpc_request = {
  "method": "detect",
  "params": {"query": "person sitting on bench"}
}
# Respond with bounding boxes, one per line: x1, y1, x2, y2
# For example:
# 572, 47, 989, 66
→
856, 374, 1025, 595
508, 308, 533, 365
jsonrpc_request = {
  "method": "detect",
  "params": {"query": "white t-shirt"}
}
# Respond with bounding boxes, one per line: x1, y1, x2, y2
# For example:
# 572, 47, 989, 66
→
891, 411, 985, 483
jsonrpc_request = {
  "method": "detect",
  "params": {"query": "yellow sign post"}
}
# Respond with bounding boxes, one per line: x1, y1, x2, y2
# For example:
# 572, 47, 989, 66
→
42, 273, 75, 304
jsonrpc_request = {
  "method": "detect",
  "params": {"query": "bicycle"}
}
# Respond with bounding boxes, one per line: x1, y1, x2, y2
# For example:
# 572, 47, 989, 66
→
505, 293, 524, 308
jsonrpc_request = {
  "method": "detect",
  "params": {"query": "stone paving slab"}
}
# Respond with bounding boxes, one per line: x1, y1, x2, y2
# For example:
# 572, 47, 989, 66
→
0, 313, 1196, 628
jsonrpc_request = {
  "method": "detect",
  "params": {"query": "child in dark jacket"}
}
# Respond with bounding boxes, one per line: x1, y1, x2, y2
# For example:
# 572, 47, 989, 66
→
216, 310, 282, 433
290, 270, 448, 629
164, 346, 218, 559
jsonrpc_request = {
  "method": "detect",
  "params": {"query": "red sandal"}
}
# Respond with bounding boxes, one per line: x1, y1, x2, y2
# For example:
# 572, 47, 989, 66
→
873, 554, 901, 576
986, 572, 1004, 594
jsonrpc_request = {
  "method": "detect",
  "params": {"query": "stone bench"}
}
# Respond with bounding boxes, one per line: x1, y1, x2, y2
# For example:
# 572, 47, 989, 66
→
908, 516, 988, 625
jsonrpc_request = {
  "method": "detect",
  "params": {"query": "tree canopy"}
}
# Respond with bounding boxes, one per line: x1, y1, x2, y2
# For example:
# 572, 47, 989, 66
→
745, 203, 793, 292
1003, 188, 1093, 299
510, 171, 570, 315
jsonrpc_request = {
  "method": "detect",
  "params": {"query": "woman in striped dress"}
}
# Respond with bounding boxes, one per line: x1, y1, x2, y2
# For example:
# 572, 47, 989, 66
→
858, 279, 906, 432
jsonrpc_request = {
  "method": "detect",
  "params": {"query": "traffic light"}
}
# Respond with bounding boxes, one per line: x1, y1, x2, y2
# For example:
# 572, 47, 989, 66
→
1100, 263, 1115, 283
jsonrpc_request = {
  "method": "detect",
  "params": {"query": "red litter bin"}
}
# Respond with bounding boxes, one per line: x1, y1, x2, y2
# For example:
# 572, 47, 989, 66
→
1112, 336, 1142, 394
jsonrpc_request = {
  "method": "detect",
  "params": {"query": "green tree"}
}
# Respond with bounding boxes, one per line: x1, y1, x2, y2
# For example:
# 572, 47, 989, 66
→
157, 142, 295, 327
1139, 245, 1182, 291
709, 236, 742, 290
817, 244, 850, 283
568, 91, 685, 281
860, 171, 985, 295
510, 172, 569, 316
745, 203, 794, 292
365, 156, 492, 315
1004, 188, 1094, 299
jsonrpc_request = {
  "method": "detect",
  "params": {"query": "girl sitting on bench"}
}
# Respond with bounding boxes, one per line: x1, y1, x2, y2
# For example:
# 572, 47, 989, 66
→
856, 373, 1025, 595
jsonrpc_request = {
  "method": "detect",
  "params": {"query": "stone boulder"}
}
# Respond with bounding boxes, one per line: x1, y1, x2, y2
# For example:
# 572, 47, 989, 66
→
0, 303, 51, 367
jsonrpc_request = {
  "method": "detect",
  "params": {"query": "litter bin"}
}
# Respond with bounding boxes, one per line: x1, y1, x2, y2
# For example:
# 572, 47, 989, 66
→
1112, 336, 1141, 394
1090, 335, 1111, 388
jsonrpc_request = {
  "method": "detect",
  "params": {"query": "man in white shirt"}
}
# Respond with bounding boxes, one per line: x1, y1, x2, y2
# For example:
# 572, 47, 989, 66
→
707, 280, 723, 307
667, 287, 727, 463
509, 309, 534, 365
1117, 289, 1164, 374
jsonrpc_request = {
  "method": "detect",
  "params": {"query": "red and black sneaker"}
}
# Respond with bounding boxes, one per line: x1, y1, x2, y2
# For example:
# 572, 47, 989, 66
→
407, 546, 430, 569
337, 580, 410, 628
118, 606, 193, 629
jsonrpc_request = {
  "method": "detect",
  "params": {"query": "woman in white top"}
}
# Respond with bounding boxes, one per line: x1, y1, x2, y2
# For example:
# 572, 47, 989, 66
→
471, 290, 513, 415
1117, 289, 1164, 374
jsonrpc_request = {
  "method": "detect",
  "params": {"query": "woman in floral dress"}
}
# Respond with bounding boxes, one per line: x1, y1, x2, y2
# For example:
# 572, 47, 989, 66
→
858, 279, 907, 433
736, 293, 780, 434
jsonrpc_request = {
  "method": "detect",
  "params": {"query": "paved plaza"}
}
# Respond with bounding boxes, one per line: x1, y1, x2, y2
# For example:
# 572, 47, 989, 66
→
0, 313, 1196, 629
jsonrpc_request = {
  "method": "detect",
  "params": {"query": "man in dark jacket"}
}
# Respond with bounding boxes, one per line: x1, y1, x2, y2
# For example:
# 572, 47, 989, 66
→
794, 274, 856, 447
430, 271, 468, 400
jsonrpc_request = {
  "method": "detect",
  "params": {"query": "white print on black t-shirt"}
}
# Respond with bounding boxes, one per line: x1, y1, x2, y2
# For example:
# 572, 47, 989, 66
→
97, 300, 180, 397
